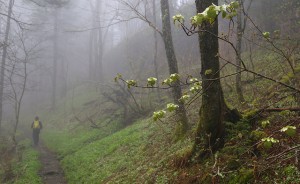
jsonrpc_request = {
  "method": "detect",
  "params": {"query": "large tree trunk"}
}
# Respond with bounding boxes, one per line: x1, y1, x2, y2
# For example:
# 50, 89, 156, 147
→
0, 0, 14, 133
160, 0, 188, 138
193, 0, 226, 157
235, 0, 245, 102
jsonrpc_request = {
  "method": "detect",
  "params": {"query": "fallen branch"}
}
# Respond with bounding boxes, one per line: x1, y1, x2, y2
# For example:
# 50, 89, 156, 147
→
261, 107, 300, 112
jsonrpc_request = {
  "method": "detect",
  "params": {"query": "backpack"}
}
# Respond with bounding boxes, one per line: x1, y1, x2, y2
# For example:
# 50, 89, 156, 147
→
33, 120, 40, 129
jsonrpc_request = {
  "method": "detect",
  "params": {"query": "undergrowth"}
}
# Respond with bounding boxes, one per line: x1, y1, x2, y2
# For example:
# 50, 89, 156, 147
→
36, 48, 300, 183
12, 139, 42, 184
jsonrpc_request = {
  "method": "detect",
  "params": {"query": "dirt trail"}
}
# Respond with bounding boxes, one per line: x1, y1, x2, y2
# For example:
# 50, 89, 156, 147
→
38, 144, 67, 184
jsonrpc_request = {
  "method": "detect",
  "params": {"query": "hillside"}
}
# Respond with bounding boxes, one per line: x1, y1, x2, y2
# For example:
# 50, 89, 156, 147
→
0, 1, 299, 183
4, 48, 300, 183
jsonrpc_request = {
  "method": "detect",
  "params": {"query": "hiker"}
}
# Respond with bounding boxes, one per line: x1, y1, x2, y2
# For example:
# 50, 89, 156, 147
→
31, 116, 42, 146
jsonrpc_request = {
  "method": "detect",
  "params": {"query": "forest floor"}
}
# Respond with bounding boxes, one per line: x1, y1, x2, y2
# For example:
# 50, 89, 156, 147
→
38, 143, 66, 184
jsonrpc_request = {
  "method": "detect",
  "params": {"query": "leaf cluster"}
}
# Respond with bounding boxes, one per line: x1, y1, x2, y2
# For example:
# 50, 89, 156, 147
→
173, 1, 239, 27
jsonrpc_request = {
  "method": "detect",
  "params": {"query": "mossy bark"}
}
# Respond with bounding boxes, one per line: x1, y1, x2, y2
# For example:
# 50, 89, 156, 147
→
192, 0, 240, 158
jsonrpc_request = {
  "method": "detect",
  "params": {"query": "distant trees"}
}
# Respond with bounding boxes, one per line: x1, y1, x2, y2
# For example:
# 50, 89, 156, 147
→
8, 30, 39, 142
88, 0, 104, 83
0, 0, 14, 134
115, 0, 189, 136
47, 0, 70, 109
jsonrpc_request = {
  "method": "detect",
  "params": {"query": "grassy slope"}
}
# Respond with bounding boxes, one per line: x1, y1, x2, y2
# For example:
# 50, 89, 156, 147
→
43, 116, 194, 183
13, 46, 299, 183
10, 140, 42, 184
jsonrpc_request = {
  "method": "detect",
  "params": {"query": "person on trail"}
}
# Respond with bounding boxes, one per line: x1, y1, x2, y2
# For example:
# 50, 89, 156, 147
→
31, 116, 42, 146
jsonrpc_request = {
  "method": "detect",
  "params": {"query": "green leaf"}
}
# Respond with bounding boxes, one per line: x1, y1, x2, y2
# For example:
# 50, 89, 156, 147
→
191, 13, 205, 26
173, 14, 185, 24
205, 69, 213, 75
206, 5, 218, 24
153, 110, 167, 121
189, 78, 199, 83
114, 73, 122, 82
263, 32, 270, 39
126, 80, 137, 89
147, 77, 157, 87
188, 1, 240, 26
166, 103, 179, 112
170, 73, 180, 81
190, 82, 202, 94
179, 95, 190, 103
230, 1, 239, 9
162, 78, 172, 86
261, 137, 279, 149
261, 120, 270, 129
280, 126, 296, 137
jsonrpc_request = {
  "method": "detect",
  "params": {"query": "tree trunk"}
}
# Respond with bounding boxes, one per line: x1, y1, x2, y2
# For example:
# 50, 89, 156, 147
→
152, 0, 161, 100
13, 62, 27, 142
51, 8, 59, 110
88, 30, 94, 80
96, 0, 104, 83
0, 0, 14, 133
235, 0, 245, 102
60, 55, 67, 98
160, 0, 188, 138
193, 0, 226, 157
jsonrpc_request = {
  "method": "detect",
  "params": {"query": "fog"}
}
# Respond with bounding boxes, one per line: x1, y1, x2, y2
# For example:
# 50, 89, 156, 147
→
0, 0, 300, 183
0, 0, 298, 136
0, 0, 197, 134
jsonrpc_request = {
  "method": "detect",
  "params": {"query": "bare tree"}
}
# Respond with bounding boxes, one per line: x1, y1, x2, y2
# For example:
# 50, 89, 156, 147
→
235, 0, 253, 102
0, 0, 14, 134
7, 29, 40, 143
86, 0, 108, 84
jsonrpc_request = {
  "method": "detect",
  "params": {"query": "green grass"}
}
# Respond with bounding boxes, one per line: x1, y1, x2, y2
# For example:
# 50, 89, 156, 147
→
42, 117, 193, 184
12, 140, 42, 184
36, 47, 300, 183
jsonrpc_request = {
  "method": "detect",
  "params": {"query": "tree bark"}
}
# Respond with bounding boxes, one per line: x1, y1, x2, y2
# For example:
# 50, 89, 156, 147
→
235, 0, 245, 102
160, 0, 188, 138
193, 0, 226, 157
0, 0, 14, 133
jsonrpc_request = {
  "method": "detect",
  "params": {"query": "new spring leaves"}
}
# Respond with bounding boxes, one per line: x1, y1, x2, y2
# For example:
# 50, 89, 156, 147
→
115, 73, 202, 122
260, 120, 297, 149
173, 1, 239, 27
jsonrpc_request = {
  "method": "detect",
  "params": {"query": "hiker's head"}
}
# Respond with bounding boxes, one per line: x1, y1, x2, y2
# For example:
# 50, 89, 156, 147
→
35, 116, 39, 121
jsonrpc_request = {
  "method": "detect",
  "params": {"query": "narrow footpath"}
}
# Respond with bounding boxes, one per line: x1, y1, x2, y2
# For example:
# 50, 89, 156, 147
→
38, 144, 67, 184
